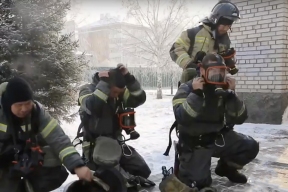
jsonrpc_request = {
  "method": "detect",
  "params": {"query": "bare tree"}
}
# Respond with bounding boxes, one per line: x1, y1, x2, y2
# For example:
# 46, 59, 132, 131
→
122, 0, 190, 99
67, 0, 91, 25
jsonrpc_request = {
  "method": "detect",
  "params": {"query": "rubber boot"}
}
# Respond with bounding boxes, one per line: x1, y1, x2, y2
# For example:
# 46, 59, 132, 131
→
215, 160, 247, 184
159, 174, 198, 192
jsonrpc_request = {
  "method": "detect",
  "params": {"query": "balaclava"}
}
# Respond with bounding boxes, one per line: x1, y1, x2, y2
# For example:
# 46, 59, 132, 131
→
214, 17, 234, 51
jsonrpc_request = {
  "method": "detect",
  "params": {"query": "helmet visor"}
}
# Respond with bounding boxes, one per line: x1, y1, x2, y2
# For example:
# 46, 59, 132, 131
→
223, 15, 240, 24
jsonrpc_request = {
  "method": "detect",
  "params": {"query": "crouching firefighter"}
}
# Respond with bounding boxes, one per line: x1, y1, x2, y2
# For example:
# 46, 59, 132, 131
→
164, 53, 259, 190
0, 77, 93, 192
74, 64, 155, 191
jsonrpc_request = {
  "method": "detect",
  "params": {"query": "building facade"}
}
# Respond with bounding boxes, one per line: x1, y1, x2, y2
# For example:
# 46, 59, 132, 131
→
230, 0, 288, 124
77, 15, 151, 68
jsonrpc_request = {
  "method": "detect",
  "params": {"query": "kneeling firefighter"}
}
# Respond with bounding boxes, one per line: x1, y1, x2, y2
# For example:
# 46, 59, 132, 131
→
161, 53, 259, 191
74, 64, 155, 191
0, 77, 92, 192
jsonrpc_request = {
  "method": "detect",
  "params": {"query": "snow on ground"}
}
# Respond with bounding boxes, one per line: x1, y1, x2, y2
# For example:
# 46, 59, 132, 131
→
53, 89, 288, 191
53, 89, 177, 191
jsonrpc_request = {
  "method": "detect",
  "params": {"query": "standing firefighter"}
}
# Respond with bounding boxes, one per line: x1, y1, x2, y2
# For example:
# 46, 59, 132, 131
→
0, 77, 93, 192
168, 53, 259, 190
74, 64, 155, 191
170, 0, 240, 84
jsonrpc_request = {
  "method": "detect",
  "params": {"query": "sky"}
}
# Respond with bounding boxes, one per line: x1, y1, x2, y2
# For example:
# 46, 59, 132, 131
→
67, 0, 219, 28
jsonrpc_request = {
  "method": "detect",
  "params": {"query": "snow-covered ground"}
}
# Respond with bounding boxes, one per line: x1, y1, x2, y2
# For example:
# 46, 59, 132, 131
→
53, 89, 288, 192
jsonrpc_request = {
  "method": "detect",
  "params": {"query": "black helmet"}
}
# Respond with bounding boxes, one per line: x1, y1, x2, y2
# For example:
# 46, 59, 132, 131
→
64, 168, 127, 192
208, 0, 240, 25
64, 180, 106, 192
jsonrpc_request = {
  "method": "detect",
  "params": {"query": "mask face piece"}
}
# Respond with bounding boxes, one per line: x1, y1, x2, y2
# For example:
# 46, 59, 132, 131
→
205, 66, 228, 85
220, 48, 238, 75
118, 108, 136, 129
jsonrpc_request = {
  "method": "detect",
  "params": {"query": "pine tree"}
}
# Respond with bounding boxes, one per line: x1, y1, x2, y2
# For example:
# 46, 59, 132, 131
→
0, 0, 87, 122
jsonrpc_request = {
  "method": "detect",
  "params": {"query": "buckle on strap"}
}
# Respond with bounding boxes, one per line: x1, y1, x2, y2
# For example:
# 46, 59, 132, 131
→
214, 134, 225, 147
121, 143, 133, 157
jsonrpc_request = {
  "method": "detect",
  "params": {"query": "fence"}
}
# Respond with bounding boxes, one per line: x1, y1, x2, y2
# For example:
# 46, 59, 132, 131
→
87, 66, 183, 90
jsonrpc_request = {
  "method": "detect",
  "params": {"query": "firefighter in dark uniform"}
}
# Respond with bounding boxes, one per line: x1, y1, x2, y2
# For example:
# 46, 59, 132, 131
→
0, 77, 93, 192
170, 0, 241, 84
76, 64, 155, 191
172, 53, 259, 190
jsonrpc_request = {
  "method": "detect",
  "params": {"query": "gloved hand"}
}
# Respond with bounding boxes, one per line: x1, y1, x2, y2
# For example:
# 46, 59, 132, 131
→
116, 64, 136, 85
185, 51, 206, 69
117, 63, 129, 75
227, 67, 238, 75
127, 175, 156, 188
219, 48, 238, 75
186, 60, 198, 69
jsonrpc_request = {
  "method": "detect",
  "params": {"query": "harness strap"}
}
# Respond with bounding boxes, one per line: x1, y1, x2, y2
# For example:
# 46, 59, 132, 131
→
72, 121, 84, 148
163, 121, 178, 156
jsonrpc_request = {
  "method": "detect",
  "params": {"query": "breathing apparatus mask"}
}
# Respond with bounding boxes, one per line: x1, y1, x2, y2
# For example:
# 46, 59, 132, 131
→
200, 53, 231, 97
219, 48, 238, 75
117, 107, 140, 141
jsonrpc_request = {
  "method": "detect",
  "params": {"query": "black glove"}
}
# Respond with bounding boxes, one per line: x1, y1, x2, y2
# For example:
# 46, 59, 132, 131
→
216, 89, 236, 100
228, 67, 238, 75
192, 89, 204, 98
220, 48, 238, 75
225, 89, 236, 100
124, 72, 136, 86
186, 60, 198, 69
128, 175, 156, 188
193, 51, 206, 64
186, 51, 206, 69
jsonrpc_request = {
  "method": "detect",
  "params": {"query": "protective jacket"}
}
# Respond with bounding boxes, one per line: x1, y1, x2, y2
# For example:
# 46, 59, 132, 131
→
170, 21, 231, 69
78, 73, 146, 147
0, 82, 84, 173
172, 81, 247, 136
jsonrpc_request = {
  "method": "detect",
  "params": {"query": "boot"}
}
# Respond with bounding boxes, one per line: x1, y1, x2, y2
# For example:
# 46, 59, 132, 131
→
159, 174, 198, 192
215, 160, 247, 184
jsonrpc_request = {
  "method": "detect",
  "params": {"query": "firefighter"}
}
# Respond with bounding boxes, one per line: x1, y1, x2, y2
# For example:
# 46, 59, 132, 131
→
0, 77, 93, 192
170, 0, 240, 84
77, 64, 155, 191
171, 53, 259, 190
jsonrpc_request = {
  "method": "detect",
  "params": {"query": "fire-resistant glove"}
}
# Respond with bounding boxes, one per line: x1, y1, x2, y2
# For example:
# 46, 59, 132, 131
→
117, 63, 136, 86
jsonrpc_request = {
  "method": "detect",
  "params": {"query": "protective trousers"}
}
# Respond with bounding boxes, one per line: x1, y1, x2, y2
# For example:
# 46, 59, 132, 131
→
0, 166, 68, 192
85, 144, 151, 179
178, 130, 259, 189
0, 169, 23, 192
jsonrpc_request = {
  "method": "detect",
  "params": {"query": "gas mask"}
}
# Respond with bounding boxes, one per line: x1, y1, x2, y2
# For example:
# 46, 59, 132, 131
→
201, 54, 230, 97
118, 107, 140, 141
219, 48, 238, 75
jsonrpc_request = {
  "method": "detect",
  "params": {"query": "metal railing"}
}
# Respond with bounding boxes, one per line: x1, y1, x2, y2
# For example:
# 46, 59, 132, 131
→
85, 66, 182, 91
